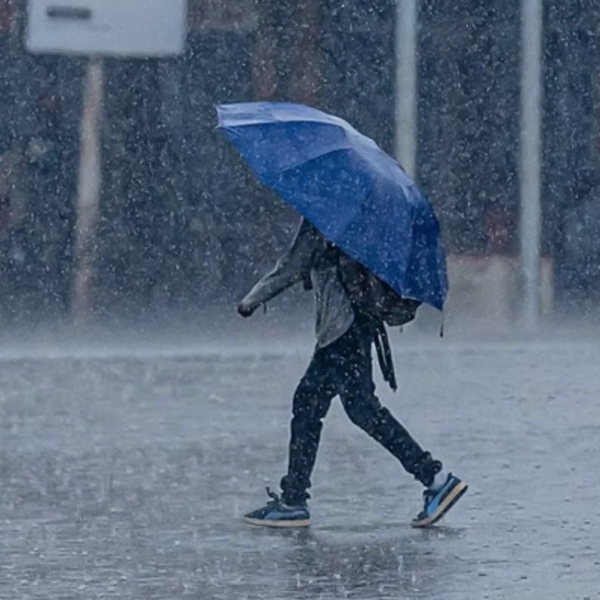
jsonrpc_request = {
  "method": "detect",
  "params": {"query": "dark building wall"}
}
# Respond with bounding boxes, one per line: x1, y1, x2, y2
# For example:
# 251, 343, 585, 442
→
543, 0, 600, 299
419, 0, 521, 256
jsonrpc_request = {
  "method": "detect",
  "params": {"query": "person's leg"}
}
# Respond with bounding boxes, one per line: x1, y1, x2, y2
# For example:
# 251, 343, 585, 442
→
336, 325, 441, 486
280, 348, 339, 504
336, 323, 467, 526
243, 347, 338, 527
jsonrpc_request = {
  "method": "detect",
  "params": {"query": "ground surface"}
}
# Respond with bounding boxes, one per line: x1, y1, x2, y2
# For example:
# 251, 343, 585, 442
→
0, 318, 598, 599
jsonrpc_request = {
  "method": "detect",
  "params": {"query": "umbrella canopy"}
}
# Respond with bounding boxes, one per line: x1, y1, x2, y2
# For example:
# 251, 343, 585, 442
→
216, 101, 448, 311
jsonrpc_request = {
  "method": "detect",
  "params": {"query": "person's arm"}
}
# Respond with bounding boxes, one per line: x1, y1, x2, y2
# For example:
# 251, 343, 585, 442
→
238, 218, 321, 316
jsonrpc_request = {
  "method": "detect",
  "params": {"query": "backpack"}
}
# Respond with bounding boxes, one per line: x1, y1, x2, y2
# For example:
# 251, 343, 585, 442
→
335, 251, 422, 329
326, 246, 422, 392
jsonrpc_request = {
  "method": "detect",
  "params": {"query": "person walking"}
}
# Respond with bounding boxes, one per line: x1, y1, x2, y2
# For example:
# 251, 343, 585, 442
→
237, 217, 467, 528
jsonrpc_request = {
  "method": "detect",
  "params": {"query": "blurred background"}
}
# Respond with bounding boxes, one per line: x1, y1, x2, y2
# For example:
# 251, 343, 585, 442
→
0, 0, 598, 328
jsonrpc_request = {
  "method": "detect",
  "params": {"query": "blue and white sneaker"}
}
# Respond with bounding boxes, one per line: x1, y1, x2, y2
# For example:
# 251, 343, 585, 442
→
243, 488, 311, 528
411, 473, 468, 528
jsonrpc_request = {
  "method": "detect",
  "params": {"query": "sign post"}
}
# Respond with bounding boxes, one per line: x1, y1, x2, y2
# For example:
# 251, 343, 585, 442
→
26, 0, 187, 321
72, 55, 103, 320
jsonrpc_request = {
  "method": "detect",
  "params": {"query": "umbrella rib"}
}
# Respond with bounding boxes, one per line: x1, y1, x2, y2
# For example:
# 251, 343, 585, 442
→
267, 146, 355, 178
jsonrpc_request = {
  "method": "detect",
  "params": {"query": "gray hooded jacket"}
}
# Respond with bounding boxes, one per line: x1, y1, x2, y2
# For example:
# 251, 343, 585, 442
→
240, 218, 355, 348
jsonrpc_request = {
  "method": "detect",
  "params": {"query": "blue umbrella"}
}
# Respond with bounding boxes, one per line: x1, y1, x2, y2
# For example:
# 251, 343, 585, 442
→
216, 101, 448, 311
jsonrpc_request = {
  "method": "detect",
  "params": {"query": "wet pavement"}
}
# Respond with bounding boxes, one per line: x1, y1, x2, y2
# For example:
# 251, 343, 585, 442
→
0, 324, 599, 599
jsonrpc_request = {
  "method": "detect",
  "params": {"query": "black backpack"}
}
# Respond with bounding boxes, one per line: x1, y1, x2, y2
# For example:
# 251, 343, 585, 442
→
335, 251, 422, 329
323, 245, 422, 392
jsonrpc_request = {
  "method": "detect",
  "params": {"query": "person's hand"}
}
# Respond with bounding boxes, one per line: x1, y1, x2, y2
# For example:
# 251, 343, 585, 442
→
237, 301, 256, 318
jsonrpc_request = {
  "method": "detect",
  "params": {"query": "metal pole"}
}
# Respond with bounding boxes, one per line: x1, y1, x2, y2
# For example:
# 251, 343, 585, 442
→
394, 0, 418, 178
519, 0, 543, 330
72, 56, 104, 322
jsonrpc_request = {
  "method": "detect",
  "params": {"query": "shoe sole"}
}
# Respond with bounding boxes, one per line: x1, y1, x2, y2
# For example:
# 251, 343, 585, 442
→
411, 481, 468, 528
243, 516, 311, 528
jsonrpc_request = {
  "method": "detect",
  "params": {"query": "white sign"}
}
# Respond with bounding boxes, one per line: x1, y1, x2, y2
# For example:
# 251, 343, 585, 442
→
26, 0, 188, 57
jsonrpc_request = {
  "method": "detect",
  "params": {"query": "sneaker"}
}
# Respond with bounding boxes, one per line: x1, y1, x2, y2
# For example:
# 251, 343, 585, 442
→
243, 488, 311, 528
411, 473, 468, 528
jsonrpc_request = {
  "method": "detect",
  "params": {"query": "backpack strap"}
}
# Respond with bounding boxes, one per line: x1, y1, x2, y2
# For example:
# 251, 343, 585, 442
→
332, 249, 398, 392
372, 320, 398, 392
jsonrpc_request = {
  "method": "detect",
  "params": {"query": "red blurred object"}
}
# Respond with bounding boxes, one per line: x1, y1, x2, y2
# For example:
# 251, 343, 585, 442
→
0, 0, 16, 34
485, 204, 515, 255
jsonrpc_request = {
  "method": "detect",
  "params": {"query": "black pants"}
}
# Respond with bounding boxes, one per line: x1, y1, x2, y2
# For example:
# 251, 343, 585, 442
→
280, 318, 441, 504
